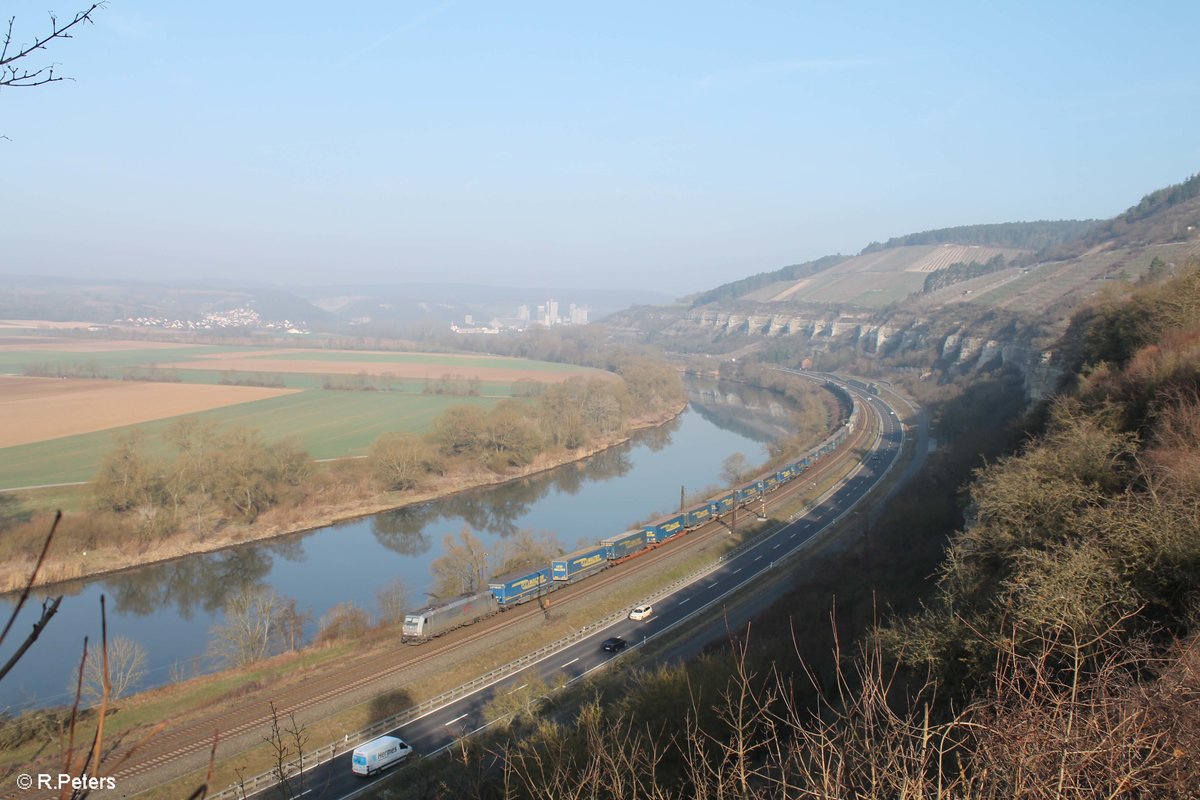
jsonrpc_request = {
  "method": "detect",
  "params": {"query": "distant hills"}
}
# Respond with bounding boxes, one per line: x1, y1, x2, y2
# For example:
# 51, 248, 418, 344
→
607, 171, 1200, 396
670, 177, 1199, 317
1046, 172, 1200, 258
0, 275, 671, 333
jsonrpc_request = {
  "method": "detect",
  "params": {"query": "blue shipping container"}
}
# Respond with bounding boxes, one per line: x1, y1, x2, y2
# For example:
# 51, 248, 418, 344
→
708, 492, 735, 516
683, 504, 712, 528
646, 513, 686, 543
602, 529, 650, 561
736, 482, 761, 504
551, 545, 608, 582
489, 567, 551, 605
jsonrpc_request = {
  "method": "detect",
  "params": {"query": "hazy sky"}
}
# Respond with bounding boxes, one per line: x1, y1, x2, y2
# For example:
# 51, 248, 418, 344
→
3, 1, 1198, 296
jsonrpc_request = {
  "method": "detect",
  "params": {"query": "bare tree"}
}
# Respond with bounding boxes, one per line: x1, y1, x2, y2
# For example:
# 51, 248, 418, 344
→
277, 597, 312, 653
263, 700, 309, 800
429, 526, 493, 600
315, 602, 369, 644
209, 586, 284, 667
370, 432, 439, 491
376, 576, 411, 627
1, 4, 103, 91
722, 452, 749, 485
74, 635, 146, 705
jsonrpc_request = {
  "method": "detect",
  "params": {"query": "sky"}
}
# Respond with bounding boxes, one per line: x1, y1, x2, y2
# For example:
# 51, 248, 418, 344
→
2, 1, 1198, 296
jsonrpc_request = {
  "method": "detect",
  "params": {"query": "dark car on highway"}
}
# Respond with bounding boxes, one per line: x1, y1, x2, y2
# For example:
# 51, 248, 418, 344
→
602, 637, 627, 652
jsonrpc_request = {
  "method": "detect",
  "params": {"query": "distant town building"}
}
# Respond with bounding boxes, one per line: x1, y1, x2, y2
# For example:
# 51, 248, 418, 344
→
457, 297, 589, 335
124, 306, 309, 334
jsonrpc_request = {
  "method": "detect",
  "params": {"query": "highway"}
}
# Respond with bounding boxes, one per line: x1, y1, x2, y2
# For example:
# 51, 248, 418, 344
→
245, 382, 905, 800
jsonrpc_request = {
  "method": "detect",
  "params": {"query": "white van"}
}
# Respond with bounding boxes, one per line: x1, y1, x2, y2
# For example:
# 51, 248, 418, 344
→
351, 735, 412, 776
629, 604, 653, 621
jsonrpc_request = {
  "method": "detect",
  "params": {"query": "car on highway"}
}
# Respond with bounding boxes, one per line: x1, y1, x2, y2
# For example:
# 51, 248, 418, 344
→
351, 735, 412, 776
629, 604, 653, 621
602, 636, 628, 652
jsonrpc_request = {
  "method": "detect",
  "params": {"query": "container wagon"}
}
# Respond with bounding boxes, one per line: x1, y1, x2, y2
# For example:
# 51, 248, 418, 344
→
736, 481, 762, 506
551, 545, 609, 583
489, 566, 552, 606
707, 492, 735, 517
761, 473, 779, 492
402, 591, 499, 642
602, 528, 650, 561
645, 513, 686, 544
682, 503, 712, 529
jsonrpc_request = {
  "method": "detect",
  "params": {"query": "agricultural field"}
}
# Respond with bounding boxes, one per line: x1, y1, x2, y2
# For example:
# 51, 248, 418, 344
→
0, 335, 610, 491
743, 245, 1025, 308
967, 242, 1199, 314
798, 270, 927, 307
0, 377, 298, 447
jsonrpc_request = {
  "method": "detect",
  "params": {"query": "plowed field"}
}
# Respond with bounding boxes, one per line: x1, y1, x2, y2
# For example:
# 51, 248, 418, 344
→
0, 377, 297, 447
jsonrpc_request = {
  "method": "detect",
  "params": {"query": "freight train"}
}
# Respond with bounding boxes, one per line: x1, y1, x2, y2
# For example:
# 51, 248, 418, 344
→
401, 393, 860, 643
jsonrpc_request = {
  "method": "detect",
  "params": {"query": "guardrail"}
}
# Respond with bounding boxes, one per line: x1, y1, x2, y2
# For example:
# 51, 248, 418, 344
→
209, 539, 759, 799
210, 377, 886, 800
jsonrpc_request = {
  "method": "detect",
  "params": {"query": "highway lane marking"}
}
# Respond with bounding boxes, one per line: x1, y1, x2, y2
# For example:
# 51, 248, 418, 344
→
679, 597, 691, 605
445, 713, 468, 726
561, 657, 579, 668
772, 542, 782, 549
508, 683, 528, 694
754, 555, 762, 561
733, 568, 742, 574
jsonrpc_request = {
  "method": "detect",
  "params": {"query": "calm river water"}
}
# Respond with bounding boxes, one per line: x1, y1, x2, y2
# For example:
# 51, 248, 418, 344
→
0, 378, 795, 711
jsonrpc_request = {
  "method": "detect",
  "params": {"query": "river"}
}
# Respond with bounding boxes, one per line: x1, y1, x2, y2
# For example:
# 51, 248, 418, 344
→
0, 378, 797, 711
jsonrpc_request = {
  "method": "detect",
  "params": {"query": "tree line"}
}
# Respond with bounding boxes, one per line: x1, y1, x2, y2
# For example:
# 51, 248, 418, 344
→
920, 253, 1007, 293
80, 359, 681, 543
92, 420, 311, 532
372, 368, 673, 488
22, 360, 181, 382
861, 219, 1097, 254
688, 254, 848, 308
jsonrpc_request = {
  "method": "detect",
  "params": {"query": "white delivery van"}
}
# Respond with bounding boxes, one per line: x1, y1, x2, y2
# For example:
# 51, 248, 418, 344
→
351, 735, 413, 776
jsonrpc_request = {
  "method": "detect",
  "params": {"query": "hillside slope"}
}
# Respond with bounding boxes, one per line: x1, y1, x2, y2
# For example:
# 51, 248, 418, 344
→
608, 172, 1200, 398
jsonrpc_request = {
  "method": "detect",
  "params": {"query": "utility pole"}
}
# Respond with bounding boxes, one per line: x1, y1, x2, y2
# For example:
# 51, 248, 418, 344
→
679, 485, 685, 512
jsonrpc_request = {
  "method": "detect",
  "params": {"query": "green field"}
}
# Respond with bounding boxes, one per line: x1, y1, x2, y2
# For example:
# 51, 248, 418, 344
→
170, 370, 525, 395
0, 340, 599, 490
0, 345, 245, 375
0, 389, 499, 489
260, 350, 590, 373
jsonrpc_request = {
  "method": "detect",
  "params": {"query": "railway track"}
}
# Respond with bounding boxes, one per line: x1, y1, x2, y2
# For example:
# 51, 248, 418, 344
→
12, 403, 879, 796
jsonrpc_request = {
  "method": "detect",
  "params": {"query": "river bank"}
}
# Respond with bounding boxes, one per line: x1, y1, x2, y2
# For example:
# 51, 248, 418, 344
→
2, 402, 686, 594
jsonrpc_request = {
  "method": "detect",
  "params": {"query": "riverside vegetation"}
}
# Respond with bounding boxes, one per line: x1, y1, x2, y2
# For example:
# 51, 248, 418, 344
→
0, 346, 686, 591
378, 264, 1200, 799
